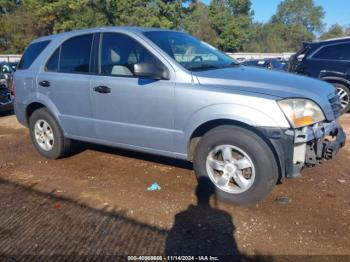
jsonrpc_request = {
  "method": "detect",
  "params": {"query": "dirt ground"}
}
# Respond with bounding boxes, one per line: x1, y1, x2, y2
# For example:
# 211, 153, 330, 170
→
0, 111, 349, 259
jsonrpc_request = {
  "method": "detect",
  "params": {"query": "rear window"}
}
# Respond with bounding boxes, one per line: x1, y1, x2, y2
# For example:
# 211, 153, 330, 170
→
312, 42, 350, 61
18, 40, 50, 70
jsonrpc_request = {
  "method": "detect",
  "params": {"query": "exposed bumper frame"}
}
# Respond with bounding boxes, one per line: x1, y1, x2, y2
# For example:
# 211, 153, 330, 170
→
258, 120, 346, 179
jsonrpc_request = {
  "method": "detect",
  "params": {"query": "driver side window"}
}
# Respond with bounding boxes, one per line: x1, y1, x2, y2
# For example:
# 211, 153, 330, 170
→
99, 33, 162, 77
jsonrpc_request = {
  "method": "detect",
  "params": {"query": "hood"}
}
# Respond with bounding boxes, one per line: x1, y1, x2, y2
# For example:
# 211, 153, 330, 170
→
194, 66, 336, 120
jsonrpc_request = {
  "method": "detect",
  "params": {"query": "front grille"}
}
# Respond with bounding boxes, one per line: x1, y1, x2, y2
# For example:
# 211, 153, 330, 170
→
329, 94, 341, 118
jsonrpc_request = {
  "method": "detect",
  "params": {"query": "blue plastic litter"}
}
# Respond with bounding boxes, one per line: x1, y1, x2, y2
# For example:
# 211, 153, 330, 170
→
147, 182, 161, 191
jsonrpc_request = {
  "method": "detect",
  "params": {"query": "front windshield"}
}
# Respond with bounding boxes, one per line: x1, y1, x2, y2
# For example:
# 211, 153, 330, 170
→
143, 31, 239, 71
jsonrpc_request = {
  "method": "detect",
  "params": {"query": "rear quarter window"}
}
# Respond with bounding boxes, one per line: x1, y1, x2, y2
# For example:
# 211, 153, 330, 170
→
312, 42, 350, 61
17, 40, 50, 70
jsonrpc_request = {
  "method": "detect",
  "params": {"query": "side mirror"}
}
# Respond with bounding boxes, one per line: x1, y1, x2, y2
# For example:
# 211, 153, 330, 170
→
134, 62, 170, 80
297, 54, 305, 62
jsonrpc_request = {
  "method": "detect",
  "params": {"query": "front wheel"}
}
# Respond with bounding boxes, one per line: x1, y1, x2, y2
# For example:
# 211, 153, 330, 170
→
334, 83, 350, 114
193, 125, 278, 205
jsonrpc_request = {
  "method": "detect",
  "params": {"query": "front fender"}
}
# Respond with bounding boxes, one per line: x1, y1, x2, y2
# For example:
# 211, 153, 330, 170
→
180, 103, 290, 154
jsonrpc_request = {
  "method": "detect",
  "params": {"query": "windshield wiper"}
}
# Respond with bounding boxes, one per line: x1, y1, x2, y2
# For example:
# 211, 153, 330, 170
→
220, 62, 241, 68
188, 62, 241, 71
187, 64, 221, 71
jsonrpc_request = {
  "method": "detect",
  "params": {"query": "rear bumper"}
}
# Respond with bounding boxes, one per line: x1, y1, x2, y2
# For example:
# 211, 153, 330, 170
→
258, 120, 346, 179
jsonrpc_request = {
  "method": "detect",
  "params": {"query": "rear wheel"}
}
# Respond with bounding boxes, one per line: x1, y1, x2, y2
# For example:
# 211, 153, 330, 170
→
193, 125, 278, 205
333, 83, 350, 114
29, 108, 72, 159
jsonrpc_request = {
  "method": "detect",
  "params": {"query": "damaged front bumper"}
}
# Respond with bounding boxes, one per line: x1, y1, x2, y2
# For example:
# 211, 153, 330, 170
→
258, 120, 346, 179
290, 120, 346, 177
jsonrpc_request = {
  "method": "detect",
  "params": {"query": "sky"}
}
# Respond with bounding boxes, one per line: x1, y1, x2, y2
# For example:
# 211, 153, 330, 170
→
202, 0, 350, 28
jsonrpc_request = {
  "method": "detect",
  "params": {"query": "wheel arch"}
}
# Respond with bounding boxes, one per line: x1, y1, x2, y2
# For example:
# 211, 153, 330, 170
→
26, 102, 46, 123
187, 119, 283, 180
321, 76, 350, 88
25, 98, 65, 135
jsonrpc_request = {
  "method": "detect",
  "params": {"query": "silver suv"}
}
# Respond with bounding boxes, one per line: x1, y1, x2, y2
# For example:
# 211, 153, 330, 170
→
14, 27, 346, 204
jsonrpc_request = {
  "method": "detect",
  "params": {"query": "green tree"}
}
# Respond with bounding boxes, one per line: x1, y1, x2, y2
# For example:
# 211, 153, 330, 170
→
208, 0, 253, 52
0, 0, 18, 14
227, 0, 253, 16
0, 7, 43, 53
272, 0, 324, 34
22, 0, 108, 34
246, 0, 325, 53
0, 0, 186, 53
319, 24, 348, 40
183, 1, 217, 44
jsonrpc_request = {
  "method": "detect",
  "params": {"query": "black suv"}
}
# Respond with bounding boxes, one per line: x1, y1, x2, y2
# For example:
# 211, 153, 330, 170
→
243, 59, 288, 71
289, 37, 350, 114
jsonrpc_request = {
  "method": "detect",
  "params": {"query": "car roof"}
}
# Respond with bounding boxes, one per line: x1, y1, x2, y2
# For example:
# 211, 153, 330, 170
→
309, 36, 350, 47
32, 26, 179, 43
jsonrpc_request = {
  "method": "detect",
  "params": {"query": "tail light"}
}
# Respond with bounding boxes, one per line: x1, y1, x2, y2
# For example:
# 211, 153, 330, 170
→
11, 79, 15, 96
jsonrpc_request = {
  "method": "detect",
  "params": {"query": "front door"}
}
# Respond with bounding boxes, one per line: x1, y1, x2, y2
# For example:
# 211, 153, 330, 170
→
90, 32, 175, 153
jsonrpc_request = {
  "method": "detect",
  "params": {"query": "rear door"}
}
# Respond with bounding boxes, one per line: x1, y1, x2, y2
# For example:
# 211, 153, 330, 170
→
306, 41, 350, 78
14, 40, 52, 126
36, 34, 95, 139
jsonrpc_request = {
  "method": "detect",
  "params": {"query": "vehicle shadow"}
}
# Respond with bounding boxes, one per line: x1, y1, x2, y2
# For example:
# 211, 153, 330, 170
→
0, 177, 272, 260
72, 141, 193, 170
165, 177, 240, 257
165, 177, 272, 261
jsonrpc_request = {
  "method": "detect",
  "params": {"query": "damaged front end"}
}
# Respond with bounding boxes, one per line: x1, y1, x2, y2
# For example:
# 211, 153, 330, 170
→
259, 120, 346, 180
291, 120, 346, 177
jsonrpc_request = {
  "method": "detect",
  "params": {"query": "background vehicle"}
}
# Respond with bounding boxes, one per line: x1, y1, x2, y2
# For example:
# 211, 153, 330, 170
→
242, 58, 288, 71
289, 37, 350, 114
14, 27, 345, 205
0, 62, 16, 77
8, 62, 18, 72
0, 62, 16, 90
0, 74, 13, 112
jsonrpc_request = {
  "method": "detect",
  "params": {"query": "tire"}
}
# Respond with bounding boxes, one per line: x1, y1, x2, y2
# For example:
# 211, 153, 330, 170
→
193, 125, 278, 205
333, 83, 350, 114
29, 108, 72, 159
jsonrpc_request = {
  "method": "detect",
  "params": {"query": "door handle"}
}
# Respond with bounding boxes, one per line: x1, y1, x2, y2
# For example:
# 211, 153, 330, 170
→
39, 80, 50, 87
93, 85, 111, 94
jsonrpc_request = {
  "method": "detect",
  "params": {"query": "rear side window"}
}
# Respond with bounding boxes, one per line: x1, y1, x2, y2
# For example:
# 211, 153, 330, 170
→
17, 40, 50, 70
45, 34, 93, 73
312, 42, 350, 61
59, 34, 93, 73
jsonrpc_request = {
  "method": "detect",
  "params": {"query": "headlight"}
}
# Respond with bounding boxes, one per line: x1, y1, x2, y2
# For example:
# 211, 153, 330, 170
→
278, 99, 325, 128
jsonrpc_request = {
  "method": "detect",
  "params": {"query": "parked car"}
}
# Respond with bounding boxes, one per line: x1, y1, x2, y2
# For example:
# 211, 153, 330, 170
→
289, 37, 350, 114
0, 62, 16, 76
0, 62, 16, 90
242, 58, 288, 71
8, 62, 18, 72
14, 27, 346, 204
0, 74, 13, 112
